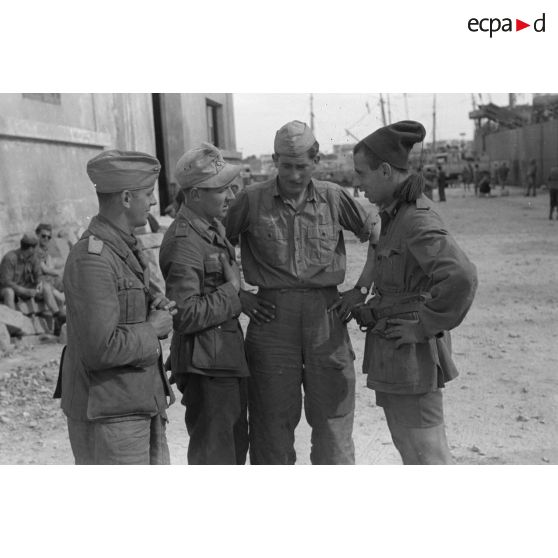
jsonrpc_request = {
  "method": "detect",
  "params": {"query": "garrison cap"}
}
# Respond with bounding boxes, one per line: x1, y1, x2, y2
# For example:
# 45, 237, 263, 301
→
274, 120, 317, 157
175, 143, 240, 189
21, 233, 38, 248
86, 150, 161, 193
361, 120, 426, 170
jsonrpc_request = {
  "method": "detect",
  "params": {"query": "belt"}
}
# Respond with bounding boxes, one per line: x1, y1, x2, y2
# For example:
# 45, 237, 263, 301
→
259, 286, 337, 294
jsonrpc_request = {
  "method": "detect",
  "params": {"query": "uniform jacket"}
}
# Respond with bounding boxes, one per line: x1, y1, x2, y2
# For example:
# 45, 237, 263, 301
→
57, 215, 173, 421
364, 195, 477, 394
159, 205, 248, 380
224, 177, 378, 289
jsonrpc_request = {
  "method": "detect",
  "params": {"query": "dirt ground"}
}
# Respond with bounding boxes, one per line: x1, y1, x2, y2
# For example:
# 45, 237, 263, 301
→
1, 184, 556, 465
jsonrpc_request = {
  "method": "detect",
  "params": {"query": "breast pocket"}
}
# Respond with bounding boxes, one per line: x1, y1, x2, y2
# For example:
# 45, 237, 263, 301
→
305, 224, 338, 265
117, 277, 147, 324
376, 247, 405, 292
254, 225, 289, 266
203, 254, 224, 290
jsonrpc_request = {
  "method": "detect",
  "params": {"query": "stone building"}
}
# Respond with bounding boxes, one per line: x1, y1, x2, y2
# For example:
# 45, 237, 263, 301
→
0, 93, 240, 252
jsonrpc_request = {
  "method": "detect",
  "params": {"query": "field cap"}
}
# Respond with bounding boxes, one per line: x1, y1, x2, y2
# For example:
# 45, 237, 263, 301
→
361, 120, 426, 170
87, 150, 160, 193
274, 120, 316, 157
21, 233, 38, 248
175, 143, 240, 189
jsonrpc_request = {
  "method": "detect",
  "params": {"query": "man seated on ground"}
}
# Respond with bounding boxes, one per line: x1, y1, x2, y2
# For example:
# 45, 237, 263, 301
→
34, 223, 65, 307
0, 233, 65, 324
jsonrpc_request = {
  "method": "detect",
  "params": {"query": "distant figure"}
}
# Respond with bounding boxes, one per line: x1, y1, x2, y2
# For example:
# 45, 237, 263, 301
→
525, 158, 538, 197
240, 166, 253, 187
478, 171, 492, 197
34, 223, 65, 308
461, 163, 473, 194
498, 161, 509, 188
0, 233, 64, 322
422, 166, 436, 200
473, 163, 481, 197
437, 165, 447, 202
548, 167, 558, 220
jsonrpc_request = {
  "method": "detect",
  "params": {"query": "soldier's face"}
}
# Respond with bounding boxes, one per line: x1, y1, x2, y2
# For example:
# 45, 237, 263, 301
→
197, 185, 236, 220
274, 154, 318, 197
127, 186, 157, 227
37, 229, 52, 249
353, 152, 394, 208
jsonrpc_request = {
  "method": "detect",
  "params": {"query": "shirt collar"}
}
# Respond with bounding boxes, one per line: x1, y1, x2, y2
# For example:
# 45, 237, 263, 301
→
379, 199, 402, 235
178, 204, 223, 242
88, 214, 138, 259
273, 178, 318, 203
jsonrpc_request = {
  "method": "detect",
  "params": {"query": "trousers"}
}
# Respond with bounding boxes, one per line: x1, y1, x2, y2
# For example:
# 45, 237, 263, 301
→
246, 287, 355, 465
178, 374, 249, 465
67, 414, 170, 465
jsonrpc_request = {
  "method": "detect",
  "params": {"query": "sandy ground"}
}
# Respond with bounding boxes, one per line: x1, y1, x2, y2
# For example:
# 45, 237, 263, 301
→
0, 184, 556, 465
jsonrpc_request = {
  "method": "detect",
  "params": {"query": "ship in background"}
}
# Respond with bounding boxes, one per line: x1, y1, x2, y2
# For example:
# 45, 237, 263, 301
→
469, 93, 558, 186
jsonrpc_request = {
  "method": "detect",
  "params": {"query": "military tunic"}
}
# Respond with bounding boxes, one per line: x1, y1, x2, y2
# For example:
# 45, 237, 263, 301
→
57, 215, 173, 464
159, 205, 249, 464
363, 195, 478, 394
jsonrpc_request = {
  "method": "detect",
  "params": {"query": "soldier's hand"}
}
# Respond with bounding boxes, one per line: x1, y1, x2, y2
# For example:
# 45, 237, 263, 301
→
219, 253, 241, 292
147, 309, 174, 339
239, 290, 276, 325
23, 287, 37, 299
328, 289, 366, 323
150, 293, 177, 316
384, 318, 427, 349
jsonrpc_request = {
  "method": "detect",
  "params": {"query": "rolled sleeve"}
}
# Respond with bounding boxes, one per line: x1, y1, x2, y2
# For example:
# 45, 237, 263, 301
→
337, 188, 378, 242
224, 189, 250, 246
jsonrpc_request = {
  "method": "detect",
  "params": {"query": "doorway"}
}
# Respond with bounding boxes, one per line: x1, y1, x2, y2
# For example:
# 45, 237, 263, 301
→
152, 93, 170, 214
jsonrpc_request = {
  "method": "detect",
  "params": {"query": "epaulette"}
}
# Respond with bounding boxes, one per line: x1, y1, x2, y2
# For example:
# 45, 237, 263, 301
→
88, 235, 104, 254
175, 221, 190, 237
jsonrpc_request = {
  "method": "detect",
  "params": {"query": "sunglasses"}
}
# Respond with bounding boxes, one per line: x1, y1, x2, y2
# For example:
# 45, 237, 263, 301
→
40, 234, 52, 240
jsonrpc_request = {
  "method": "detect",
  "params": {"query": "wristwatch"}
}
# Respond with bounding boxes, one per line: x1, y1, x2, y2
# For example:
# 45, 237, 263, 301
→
354, 285, 369, 296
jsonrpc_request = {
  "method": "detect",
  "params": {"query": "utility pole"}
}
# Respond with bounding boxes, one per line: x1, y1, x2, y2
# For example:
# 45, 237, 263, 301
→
404, 93, 409, 119
509, 93, 516, 108
309, 93, 315, 134
379, 93, 387, 126
432, 93, 437, 156
387, 93, 392, 124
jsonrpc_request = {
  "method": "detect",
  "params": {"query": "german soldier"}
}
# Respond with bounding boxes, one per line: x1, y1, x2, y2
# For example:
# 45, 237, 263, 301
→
55, 150, 175, 465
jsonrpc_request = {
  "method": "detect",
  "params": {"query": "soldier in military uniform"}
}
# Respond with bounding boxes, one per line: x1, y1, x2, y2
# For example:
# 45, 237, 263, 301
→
225, 121, 379, 465
55, 150, 176, 465
159, 143, 249, 465
352, 121, 478, 464
0, 233, 63, 321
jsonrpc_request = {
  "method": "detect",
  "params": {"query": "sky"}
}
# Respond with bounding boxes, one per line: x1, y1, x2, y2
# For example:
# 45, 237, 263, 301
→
233, 93, 533, 157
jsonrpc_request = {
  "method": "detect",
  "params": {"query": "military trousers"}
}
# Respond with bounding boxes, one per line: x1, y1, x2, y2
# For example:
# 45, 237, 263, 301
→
246, 287, 356, 465
67, 414, 170, 465
180, 374, 249, 465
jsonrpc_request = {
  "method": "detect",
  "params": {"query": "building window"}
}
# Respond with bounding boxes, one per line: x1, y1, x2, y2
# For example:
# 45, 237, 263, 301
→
206, 101, 221, 147
22, 93, 61, 105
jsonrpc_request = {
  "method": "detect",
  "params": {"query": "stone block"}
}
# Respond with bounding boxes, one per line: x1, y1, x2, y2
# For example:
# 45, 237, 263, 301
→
0, 304, 36, 336
0, 323, 11, 352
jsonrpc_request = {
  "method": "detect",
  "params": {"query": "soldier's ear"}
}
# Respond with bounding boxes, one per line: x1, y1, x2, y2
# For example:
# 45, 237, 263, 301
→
380, 162, 393, 179
190, 188, 201, 202
121, 190, 132, 208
